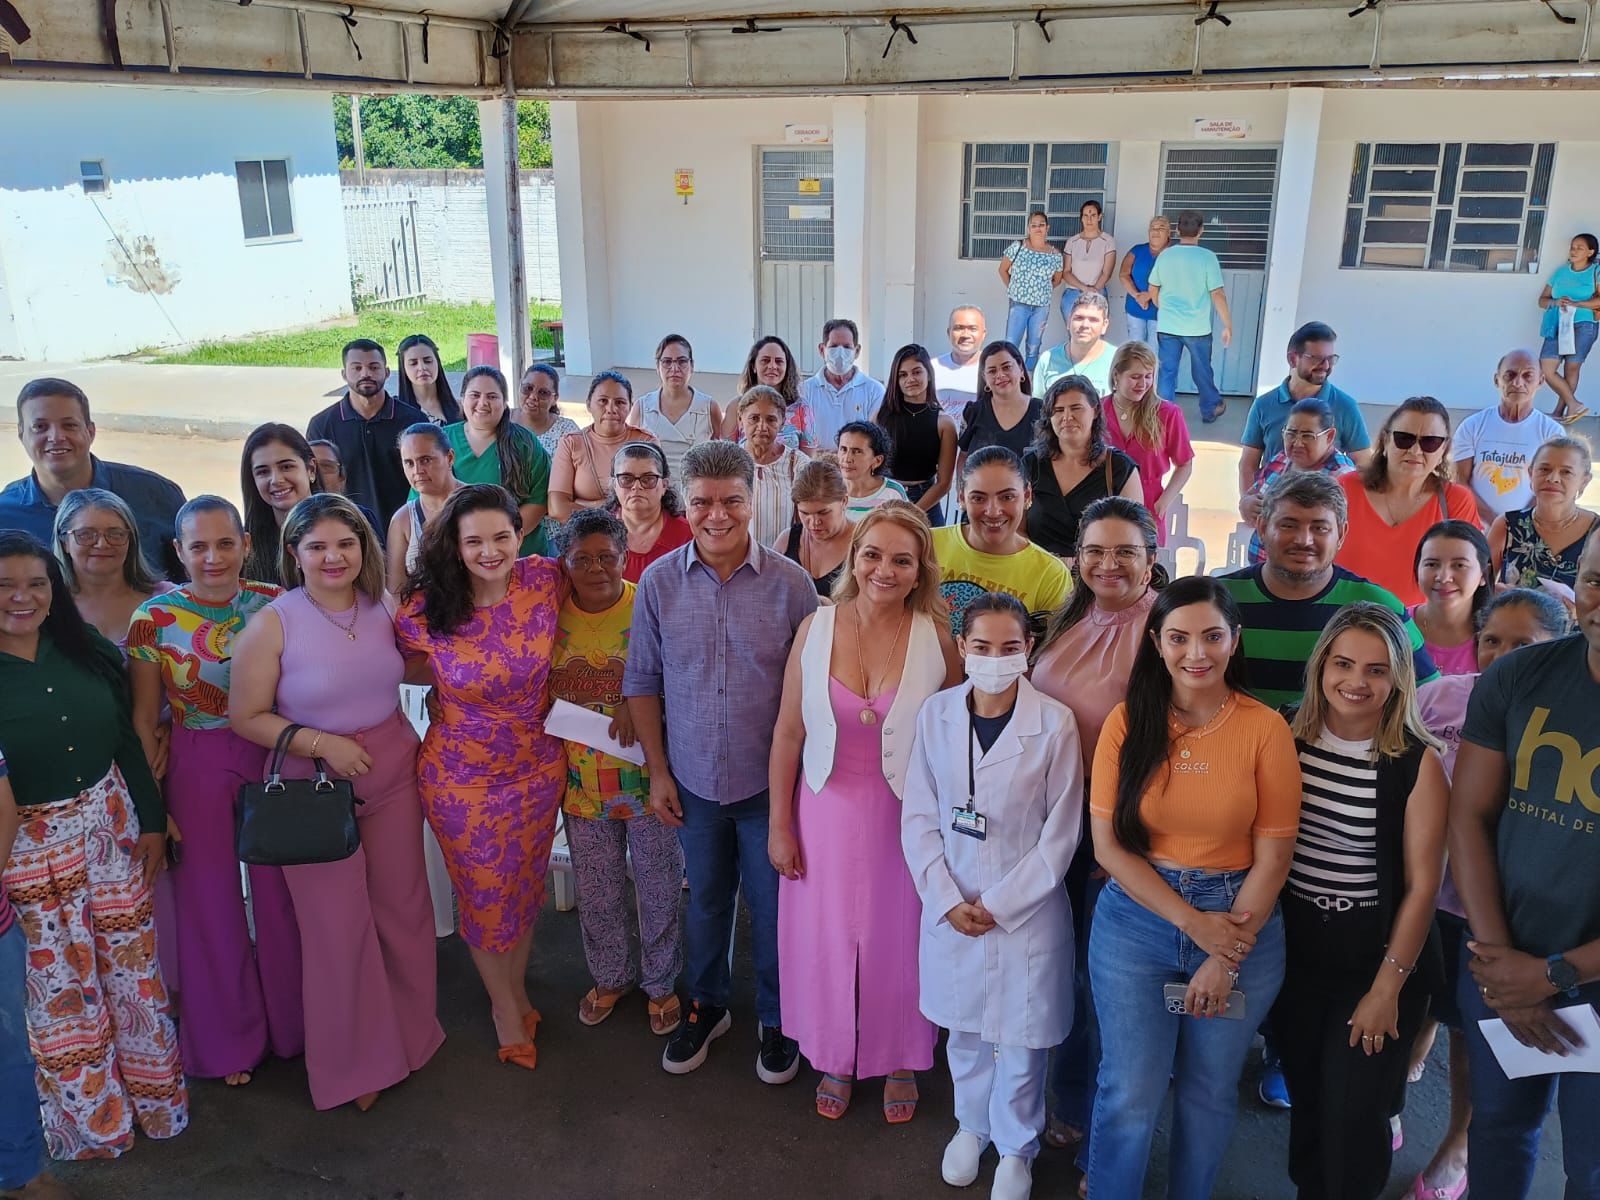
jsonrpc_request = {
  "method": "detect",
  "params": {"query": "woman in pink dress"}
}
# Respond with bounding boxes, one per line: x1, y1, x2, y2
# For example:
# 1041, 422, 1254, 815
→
1101, 342, 1194, 546
394, 484, 566, 1071
769, 502, 961, 1123
230, 494, 444, 1111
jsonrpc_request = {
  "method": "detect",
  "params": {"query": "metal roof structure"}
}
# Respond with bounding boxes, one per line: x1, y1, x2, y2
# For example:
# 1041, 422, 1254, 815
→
1, 0, 1598, 97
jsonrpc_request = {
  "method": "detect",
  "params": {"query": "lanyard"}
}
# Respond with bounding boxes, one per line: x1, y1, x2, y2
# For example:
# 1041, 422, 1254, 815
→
966, 699, 979, 814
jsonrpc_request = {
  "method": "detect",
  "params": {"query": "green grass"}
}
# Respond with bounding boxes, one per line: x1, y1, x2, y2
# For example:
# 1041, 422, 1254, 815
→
146, 300, 563, 370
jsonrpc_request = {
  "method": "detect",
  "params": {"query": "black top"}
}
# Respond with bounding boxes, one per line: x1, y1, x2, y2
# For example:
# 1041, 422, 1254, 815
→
958, 395, 1043, 460
971, 703, 1015, 753
1022, 447, 1137, 557
878, 401, 944, 484
782, 524, 846, 597
305, 392, 428, 526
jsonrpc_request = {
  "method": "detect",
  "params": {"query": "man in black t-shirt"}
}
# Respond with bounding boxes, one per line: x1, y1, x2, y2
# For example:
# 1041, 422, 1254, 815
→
1451, 533, 1600, 1199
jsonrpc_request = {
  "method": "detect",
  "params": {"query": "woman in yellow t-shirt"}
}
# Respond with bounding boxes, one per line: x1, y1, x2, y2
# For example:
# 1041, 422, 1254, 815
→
550, 509, 684, 1039
931, 446, 1072, 636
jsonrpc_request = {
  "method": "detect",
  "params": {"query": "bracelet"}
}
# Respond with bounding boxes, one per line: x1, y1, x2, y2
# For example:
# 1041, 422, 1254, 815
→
1383, 953, 1416, 976
308, 730, 324, 757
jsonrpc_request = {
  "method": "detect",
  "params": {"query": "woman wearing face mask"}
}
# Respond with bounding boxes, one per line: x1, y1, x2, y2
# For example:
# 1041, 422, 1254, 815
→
876, 344, 958, 526
631, 335, 723, 481
550, 372, 655, 522
725, 335, 815, 451
445, 366, 552, 556
605, 442, 692, 584
395, 485, 566, 1071
386, 423, 465, 596
1102, 343, 1194, 546
513, 365, 579, 455
395, 334, 463, 426
902, 591, 1083, 1200
1276, 605, 1447, 1200
1087, 576, 1300, 1200
776, 460, 854, 597
1410, 588, 1569, 1200
1409, 521, 1493, 676
932, 447, 1072, 637
240, 423, 324, 586
739, 386, 808, 548
1022, 377, 1142, 560
1337, 397, 1479, 608
770, 503, 961, 1125
127, 496, 302, 1088
837, 421, 909, 522
958, 342, 1044, 473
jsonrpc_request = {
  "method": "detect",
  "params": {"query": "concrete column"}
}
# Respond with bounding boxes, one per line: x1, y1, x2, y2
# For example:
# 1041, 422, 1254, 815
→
831, 97, 870, 356
1111, 141, 1162, 343
1255, 87, 1325, 393
871, 95, 921, 376
548, 100, 614, 374
478, 97, 530, 385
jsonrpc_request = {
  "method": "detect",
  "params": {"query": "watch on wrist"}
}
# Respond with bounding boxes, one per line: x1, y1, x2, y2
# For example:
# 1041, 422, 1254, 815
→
1547, 953, 1582, 998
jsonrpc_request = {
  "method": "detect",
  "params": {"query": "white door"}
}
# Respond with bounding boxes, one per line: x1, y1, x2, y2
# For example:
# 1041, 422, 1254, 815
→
1156, 144, 1281, 397
757, 147, 834, 375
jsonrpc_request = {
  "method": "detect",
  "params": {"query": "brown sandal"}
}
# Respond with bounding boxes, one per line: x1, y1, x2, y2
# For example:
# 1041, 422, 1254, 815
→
648, 993, 682, 1036
578, 987, 631, 1027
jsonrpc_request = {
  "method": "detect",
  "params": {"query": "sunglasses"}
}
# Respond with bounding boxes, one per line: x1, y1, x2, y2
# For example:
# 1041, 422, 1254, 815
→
1388, 431, 1448, 453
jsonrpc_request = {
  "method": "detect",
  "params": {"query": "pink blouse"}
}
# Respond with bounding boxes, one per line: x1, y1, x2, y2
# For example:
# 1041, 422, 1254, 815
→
1103, 401, 1194, 546
1029, 587, 1156, 771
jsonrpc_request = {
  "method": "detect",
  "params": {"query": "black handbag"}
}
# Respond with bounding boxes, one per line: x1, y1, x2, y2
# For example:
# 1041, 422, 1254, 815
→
235, 723, 363, 866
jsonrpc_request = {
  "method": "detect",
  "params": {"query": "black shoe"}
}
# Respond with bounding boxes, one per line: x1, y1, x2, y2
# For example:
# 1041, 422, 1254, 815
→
756, 1023, 800, 1085
661, 1001, 730, 1075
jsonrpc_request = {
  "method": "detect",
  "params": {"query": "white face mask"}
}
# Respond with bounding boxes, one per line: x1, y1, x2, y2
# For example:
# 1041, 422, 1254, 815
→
964, 652, 1029, 695
824, 345, 856, 375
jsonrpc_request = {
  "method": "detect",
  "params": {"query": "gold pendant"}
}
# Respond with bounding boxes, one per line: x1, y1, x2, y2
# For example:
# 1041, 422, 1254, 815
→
347, 632, 357, 641
859, 708, 878, 726
1180, 747, 1191, 759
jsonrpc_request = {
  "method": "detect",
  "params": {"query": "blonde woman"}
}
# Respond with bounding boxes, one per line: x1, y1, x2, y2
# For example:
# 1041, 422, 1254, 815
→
1100, 342, 1194, 546
1278, 603, 1448, 1200
770, 502, 961, 1122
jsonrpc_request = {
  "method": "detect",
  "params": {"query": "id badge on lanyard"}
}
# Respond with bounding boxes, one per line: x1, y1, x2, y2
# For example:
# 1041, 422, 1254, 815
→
952, 711, 988, 841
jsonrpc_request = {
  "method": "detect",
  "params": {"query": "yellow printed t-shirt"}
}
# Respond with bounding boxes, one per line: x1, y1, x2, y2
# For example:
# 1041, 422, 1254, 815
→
932, 524, 1072, 637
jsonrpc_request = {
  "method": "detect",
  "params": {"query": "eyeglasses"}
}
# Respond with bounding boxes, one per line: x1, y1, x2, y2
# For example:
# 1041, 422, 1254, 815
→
1296, 353, 1340, 368
522, 386, 556, 402
1078, 545, 1146, 565
66, 528, 129, 547
1282, 428, 1329, 444
613, 472, 663, 490
657, 357, 691, 370
1389, 431, 1448, 453
567, 552, 622, 571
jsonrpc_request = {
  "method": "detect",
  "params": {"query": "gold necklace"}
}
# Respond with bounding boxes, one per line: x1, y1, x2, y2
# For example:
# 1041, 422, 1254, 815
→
305, 590, 360, 641
853, 605, 909, 726
1168, 692, 1234, 760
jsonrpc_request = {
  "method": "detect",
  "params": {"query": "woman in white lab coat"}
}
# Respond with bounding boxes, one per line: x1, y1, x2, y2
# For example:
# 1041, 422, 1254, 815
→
902, 591, 1083, 1200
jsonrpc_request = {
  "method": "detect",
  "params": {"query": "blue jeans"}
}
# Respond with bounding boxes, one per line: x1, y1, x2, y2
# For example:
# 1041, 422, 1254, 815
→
1458, 946, 1600, 1199
1058, 286, 1083, 327
1087, 869, 1286, 1200
0, 923, 41, 1190
1157, 330, 1224, 421
676, 783, 781, 1028
903, 479, 945, 527
1006, 301, 1049, 369
1125, 313, 1157, 345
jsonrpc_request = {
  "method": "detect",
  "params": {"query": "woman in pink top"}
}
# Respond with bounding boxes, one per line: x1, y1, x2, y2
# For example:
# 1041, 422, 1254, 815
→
1408, 521, 1493, 677
230, 494, 444, 1112
1408, 586, 1568, 1200
1029, 495, 1164, 1167
1101, 342, 1193, 546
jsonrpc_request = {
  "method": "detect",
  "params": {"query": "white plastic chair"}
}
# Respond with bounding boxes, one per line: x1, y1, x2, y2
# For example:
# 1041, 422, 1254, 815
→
1158, 499, 1207, 578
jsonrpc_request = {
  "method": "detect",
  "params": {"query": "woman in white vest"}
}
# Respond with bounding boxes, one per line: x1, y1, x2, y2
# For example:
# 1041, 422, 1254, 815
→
630, 333, 723, 481
769, 501, 960, 1126
902, 591, 1083, 1200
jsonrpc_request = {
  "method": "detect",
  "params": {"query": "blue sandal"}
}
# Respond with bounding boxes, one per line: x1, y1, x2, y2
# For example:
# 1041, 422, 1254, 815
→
815, 1073, 853, 1120
883, 1071, 919, 1125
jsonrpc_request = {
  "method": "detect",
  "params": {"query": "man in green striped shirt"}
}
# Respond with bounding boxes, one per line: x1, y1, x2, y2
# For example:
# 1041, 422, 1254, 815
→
1219, 471, 1438, 708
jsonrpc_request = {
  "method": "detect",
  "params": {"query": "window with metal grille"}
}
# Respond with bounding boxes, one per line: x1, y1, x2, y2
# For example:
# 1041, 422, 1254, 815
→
79, 161, 109, 196
1341, 142, 1555, 272
235, 159, 296, 242
960, 143, 1117, 259
1158, 146, 1279, 271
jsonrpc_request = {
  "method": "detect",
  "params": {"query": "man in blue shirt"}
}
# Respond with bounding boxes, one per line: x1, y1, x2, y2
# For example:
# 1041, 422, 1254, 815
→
1237, 322, 1371, 503
0, 378, 186, 579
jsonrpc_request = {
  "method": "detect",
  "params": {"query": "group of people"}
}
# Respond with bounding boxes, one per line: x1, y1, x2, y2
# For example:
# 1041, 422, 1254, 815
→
0, 287, 1593, 1200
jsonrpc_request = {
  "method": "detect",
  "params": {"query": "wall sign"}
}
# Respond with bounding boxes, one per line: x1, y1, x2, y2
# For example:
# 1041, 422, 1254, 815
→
1192, 118, 1251, 140
785, 124, 832, 145
674, 168, 695, 204
797, 178, 822, 195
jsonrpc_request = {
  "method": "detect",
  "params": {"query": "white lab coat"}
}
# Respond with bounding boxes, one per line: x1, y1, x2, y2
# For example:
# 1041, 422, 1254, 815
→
901, 677, 1083, 1049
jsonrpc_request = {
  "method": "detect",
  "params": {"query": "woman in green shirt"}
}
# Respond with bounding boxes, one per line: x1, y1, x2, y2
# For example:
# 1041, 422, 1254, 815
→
443, 366, 551, 556
0, 531, 188, 1162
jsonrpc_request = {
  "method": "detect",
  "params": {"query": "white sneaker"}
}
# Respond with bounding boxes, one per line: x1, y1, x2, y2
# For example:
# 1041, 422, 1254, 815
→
990, 1156, 1032, 1200
941, 1130, 988, 1187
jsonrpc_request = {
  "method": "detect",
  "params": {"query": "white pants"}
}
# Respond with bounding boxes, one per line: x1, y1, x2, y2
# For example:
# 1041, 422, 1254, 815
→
947, 1031, 1048, 1159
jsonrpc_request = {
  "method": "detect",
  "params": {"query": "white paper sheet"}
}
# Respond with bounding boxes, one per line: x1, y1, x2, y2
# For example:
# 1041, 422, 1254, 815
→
1478, 1004, 1600, 1079
544, 698, 647, 766
1560, 304, 1578, 356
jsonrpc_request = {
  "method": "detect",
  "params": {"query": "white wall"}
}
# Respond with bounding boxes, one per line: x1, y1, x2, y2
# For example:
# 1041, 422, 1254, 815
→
0, 81, 351, 360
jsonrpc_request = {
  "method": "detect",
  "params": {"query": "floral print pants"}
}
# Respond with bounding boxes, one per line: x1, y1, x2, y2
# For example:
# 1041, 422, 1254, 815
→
566, 811, 685, 1001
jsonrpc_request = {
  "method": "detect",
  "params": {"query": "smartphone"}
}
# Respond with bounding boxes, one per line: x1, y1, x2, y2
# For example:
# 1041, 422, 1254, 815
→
165, 836, 182, 869
1164, 982, 1246, 1020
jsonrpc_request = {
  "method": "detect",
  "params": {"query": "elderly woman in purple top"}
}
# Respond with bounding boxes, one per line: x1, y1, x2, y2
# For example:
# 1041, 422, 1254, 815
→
625, 440, 820, 1085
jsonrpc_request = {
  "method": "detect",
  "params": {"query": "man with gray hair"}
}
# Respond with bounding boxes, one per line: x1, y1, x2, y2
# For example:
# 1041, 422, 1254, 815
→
1032, 292, 1117, 399
624, 440, 818, 1083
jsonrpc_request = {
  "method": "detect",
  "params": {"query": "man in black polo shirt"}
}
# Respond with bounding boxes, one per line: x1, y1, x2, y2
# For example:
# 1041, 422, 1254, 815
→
306, 340, 424, 525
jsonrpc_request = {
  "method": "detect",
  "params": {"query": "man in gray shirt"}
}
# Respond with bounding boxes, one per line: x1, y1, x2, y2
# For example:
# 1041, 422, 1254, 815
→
625, 441, 819, 1082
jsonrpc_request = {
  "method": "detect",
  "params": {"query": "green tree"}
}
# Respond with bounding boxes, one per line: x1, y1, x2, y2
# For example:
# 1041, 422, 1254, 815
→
334, 95, 552, 170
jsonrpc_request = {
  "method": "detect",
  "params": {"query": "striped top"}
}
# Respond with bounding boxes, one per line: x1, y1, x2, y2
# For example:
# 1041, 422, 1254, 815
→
0, 749, 12, 937
1288, 730, 1381, 910
1217, 563, 1438, 708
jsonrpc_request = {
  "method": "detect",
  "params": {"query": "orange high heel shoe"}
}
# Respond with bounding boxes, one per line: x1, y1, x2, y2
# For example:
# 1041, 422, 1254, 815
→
497, 1042, 538, 1071
522, 1009, 542, 1040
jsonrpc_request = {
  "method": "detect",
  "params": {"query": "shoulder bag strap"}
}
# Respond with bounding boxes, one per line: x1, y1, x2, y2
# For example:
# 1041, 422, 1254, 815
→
267, 722, 303, 782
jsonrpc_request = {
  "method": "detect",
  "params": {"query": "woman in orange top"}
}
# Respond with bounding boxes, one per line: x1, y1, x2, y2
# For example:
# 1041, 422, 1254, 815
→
1085, 575, 1301, 1200
1336, 397, 1479, 607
